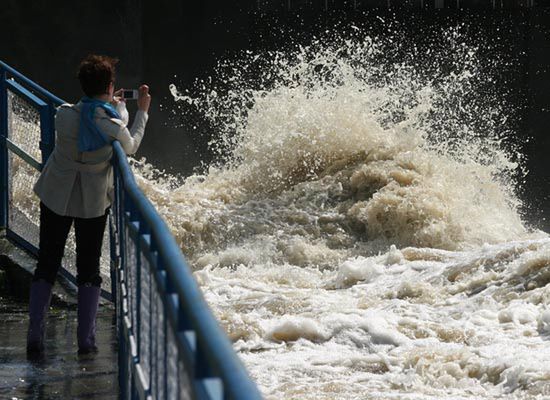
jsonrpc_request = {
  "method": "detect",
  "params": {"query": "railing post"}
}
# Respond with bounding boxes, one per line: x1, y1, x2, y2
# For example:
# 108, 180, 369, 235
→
133, 206, 142, 367
163, 259, 170, 399
113, 162, 129, 399
0, 68, 9, 229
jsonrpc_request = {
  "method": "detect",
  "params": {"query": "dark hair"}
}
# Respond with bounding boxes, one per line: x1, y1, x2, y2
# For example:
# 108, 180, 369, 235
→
77, 54, 118, 97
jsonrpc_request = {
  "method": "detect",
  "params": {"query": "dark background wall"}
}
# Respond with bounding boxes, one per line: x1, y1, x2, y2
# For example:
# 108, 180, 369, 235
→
1, 0, 549, 230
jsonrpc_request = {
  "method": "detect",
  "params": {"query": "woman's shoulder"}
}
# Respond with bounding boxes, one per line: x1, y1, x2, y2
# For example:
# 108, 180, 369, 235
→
95, 110, 125, 138
55, 103, 79, 124
56, 103, 78, 115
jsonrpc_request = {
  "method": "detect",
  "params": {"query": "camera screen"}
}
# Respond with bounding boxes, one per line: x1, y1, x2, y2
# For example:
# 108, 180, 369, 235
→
123, 90, 135, 99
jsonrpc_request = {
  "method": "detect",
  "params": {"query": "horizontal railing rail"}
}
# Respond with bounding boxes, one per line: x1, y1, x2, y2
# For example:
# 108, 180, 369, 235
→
0, 60, 65, 106
0, 60, 262, 400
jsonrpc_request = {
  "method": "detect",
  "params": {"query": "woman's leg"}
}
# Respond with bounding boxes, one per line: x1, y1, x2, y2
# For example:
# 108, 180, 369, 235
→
74, 210, 108, 353
33, 202, 73, 284
28, 203, 73, 353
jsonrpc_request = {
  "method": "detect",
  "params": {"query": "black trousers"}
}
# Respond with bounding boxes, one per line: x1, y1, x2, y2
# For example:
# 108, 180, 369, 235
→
33, 202, 108, 287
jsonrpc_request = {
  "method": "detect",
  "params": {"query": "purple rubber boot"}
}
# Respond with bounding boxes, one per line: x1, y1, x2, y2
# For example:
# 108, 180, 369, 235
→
77, 284, 101, 354
27, 280, 53, 354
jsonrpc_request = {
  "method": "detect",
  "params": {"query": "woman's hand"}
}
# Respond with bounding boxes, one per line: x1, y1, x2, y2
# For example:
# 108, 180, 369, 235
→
137, 85, 151, 113
111, 89, 124, 106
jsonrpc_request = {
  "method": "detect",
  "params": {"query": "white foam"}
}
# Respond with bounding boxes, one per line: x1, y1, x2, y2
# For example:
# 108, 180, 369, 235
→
137, 29, 550, 399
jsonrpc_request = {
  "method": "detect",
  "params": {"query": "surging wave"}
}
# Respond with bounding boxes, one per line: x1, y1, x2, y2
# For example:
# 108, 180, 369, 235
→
142, 27, 531, 258
132, 25, 549, 399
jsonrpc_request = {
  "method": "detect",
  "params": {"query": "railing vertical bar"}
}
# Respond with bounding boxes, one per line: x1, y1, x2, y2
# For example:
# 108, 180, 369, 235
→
148, 248, 154, 393
109, 214, 117, 305
0, 68, 8, 228
119, 319, 126, 399
134, 209, 142, 368
118, 171, 125, 271
115, 171, 126, 399
163, 259, 169, 400
119, 151, 131, 390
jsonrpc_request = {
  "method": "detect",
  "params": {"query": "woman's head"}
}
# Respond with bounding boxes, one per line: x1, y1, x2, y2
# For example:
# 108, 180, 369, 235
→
77, 55, 118, 98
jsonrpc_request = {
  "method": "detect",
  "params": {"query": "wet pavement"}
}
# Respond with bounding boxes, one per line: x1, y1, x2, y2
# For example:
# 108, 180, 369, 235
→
0, 296, 118, 399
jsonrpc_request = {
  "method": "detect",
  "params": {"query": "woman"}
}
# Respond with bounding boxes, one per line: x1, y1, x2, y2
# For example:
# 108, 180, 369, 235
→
27, 54, 151, 354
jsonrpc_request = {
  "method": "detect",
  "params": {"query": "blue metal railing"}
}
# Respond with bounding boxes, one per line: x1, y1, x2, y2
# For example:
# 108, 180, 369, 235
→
0, 61, 67, 277
0, 60, 262, 400
0, 61, 59, 225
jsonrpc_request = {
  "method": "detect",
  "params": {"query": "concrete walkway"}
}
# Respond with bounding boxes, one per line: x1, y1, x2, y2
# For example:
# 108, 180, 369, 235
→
0, 297, 118, 399
0, 234, 119, 398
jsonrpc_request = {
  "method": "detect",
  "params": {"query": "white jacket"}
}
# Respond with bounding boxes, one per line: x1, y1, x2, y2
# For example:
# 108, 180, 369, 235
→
34, 100, 148, 218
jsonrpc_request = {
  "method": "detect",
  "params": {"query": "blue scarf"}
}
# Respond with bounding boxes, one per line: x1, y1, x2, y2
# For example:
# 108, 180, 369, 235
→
78, 97, 121, 152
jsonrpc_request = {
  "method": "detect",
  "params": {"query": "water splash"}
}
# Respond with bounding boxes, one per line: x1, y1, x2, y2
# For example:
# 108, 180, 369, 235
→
155, 27, 530, 255
136, 25, 550, 399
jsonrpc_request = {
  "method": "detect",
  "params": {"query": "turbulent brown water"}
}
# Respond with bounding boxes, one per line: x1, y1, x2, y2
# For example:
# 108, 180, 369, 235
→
132, 28, 550, 399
